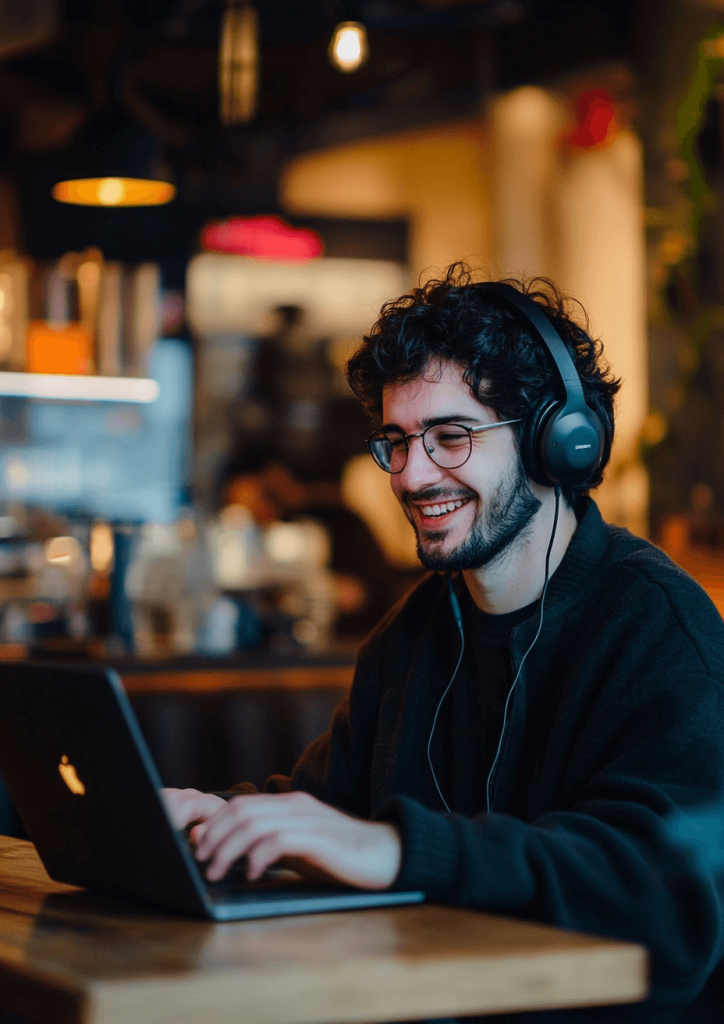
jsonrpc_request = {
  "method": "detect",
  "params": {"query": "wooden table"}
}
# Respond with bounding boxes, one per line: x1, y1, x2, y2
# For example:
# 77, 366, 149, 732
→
0, 838, 648, 1024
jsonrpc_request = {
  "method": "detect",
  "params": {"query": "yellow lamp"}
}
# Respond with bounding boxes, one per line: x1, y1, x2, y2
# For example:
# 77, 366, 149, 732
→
52, 177, 176, 207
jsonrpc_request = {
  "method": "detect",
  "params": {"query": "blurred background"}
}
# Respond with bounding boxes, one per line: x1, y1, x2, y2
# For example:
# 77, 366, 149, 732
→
2, 0, 724, 822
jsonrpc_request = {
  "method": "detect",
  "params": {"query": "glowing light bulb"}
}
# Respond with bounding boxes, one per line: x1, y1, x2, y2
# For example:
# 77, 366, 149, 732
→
97, 178, 125, 205
329, 21, 368, 74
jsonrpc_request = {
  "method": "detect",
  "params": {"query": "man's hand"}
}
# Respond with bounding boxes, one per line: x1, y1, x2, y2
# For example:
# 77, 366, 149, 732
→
190, 790, 402, 890
162, 787, 227, 831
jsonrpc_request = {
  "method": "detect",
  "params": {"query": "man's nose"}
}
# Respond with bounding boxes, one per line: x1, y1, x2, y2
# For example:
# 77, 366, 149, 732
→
397, 435, 444, 491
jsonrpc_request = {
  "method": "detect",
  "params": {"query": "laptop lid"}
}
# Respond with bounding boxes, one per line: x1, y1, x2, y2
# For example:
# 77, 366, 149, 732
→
0, 662, 211, 914
0, 662, 425, 920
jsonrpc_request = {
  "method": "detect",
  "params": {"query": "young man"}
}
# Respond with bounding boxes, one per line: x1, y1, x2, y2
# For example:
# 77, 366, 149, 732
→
166, 267, 724, 1021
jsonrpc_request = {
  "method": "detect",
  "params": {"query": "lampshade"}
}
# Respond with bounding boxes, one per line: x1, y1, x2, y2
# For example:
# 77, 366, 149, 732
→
52, 177, 176, 207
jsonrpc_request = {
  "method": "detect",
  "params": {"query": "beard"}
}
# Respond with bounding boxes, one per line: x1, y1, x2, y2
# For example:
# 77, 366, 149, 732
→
404, 459, 542, 572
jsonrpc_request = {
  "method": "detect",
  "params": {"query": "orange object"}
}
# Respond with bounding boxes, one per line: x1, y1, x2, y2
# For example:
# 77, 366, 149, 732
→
26, 320, 93, 374
52, 177, 175, 207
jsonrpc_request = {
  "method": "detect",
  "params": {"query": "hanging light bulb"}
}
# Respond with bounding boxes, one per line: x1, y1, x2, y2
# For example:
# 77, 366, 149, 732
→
219, 0, 259, 124
328, 21, 369, 74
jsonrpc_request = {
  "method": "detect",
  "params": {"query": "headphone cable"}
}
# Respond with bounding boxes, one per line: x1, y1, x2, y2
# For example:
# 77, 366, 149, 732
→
428, 485, 562, 815
485, 484, 561, 813
427, 595, 465, 814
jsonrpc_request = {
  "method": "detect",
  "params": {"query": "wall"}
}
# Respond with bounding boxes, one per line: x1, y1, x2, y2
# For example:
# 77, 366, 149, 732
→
282, 120, 492, 281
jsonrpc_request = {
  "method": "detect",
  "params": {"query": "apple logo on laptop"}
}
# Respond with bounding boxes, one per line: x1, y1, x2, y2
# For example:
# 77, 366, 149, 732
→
58, 755, 86, 795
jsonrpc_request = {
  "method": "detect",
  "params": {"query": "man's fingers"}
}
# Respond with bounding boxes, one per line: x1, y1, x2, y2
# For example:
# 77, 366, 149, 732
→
206, 827, 320, 882
203, 824, 282, 880
194, 793, 310, 852
245, 833, 307, 881
196, 807, 292, 866
195, 801, 329, 879
161, 788, 225, 830
189, 791, 401, 890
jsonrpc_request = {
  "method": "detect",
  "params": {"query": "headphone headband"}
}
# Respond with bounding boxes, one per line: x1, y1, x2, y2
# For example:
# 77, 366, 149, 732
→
479, 281, 607, 487
481, 283, 586, 410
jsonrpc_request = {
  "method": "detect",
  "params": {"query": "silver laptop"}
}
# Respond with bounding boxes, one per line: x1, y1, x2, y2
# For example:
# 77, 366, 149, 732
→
0, 662, 424, 920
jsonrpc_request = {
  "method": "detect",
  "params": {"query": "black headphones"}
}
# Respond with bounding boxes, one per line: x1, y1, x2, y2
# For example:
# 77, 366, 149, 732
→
481, 282, 608, 488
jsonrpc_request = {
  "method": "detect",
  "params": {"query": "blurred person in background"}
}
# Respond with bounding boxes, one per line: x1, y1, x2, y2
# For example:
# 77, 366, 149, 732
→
223, 458, 419, 638
167, 265, 724, 1023
235, 304, 333, 480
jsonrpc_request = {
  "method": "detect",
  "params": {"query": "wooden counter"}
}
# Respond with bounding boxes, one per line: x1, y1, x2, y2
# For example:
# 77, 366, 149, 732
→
119, 662, 354, 695
0, 648, 358, 695
0, 837, 648, 1024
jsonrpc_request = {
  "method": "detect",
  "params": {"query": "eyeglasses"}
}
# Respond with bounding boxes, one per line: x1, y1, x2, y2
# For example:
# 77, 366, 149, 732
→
367, 419, 522, 474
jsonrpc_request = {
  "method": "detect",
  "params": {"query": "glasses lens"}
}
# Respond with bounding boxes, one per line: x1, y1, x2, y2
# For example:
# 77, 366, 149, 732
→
425, 424, 472, 468
369, 431, 406, 473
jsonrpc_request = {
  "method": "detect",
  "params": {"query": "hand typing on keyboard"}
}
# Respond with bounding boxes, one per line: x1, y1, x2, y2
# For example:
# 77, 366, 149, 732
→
162, 788, 401, 891
164, 789, 226, 830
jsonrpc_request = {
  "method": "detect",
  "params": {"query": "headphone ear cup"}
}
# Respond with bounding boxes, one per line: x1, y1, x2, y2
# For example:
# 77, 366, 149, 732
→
520, 398, 560, 487
522, 399, 605, 487
540, 405, 605, 486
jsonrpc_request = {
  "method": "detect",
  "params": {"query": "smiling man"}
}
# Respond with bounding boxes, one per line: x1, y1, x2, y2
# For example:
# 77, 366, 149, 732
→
166, 266, 724, 1022
375, 358, 576, 613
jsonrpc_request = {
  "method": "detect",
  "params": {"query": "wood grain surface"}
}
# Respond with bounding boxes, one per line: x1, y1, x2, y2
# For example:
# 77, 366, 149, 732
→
0, 837, 648, 1024
119, 663, 355, 694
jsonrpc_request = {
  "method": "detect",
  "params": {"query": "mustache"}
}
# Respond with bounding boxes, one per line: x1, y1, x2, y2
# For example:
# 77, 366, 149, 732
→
401, 486, 477, 507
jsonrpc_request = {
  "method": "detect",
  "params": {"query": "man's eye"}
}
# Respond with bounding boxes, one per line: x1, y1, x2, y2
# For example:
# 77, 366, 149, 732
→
388, 436, 406, 450
435, 430, 469, 447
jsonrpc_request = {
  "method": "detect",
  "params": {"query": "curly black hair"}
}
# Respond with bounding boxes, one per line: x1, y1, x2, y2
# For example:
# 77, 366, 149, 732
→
346, 263, 621, 499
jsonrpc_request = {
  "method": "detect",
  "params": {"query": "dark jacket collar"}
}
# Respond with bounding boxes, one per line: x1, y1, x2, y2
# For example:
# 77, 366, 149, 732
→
538, 496, 611, 617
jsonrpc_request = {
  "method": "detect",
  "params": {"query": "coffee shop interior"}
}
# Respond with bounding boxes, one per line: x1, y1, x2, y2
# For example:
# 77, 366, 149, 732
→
0, 0, 721, 833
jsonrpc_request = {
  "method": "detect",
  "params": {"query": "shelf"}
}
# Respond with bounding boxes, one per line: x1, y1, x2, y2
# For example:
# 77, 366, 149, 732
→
0, 372, 160, 403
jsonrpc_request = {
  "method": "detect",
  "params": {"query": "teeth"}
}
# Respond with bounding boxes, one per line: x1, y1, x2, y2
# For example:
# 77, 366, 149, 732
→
420, 499, 465, 518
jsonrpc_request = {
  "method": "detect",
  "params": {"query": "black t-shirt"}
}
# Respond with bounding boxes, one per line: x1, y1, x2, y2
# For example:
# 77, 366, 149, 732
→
438, 588, 540, 816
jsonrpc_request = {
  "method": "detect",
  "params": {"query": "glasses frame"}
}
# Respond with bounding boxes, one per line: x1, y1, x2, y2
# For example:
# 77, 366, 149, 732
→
367, 418, 522, 474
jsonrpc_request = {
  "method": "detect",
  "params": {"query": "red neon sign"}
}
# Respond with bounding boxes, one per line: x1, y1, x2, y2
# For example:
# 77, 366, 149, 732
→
201, 216, 323, 261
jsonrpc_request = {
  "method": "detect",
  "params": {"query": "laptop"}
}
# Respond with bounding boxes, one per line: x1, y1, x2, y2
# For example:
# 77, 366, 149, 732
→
0, 662, 425, 920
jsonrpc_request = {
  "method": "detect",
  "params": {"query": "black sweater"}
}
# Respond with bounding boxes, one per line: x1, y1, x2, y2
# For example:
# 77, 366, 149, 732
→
270, 500, 724, 1022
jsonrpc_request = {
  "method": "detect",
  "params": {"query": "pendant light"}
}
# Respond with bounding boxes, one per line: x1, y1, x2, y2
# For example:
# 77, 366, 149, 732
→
52, 177, 175, 207
328, 21, 369, 73
220, 0, 260, 124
